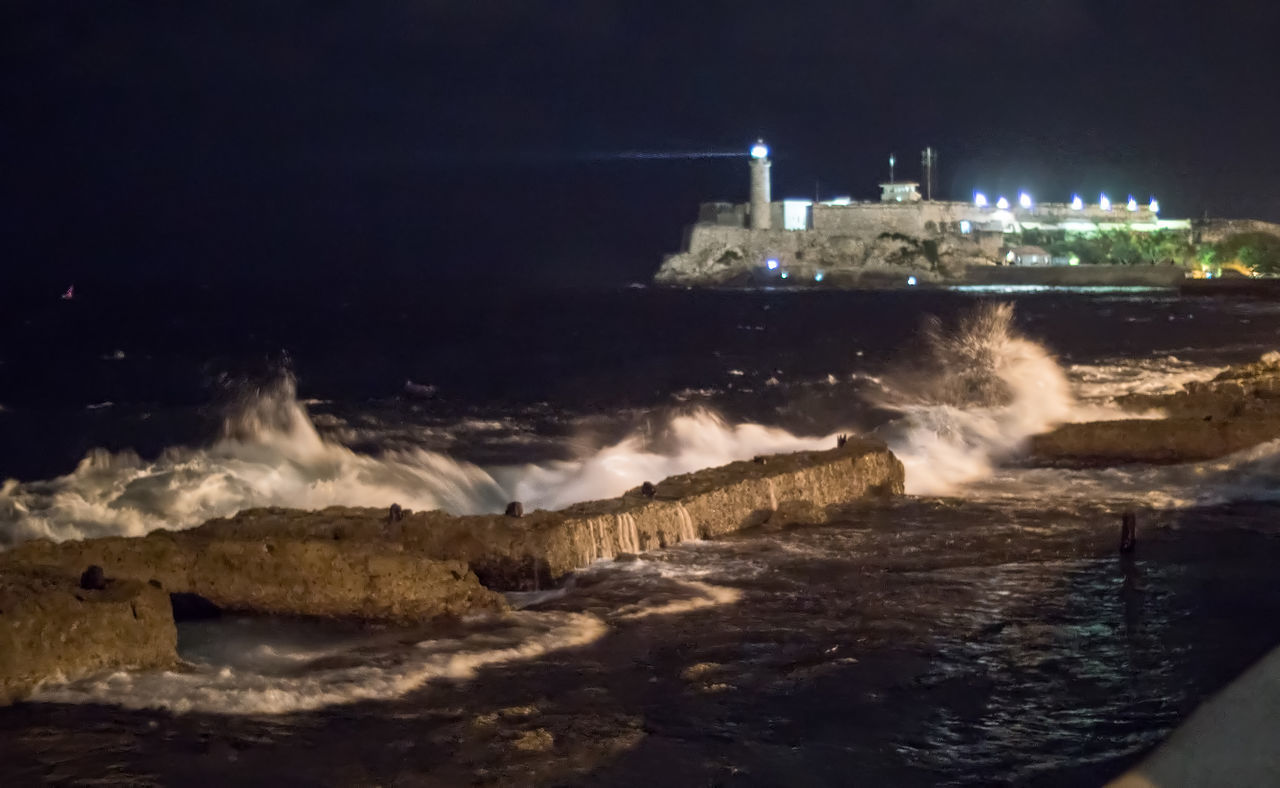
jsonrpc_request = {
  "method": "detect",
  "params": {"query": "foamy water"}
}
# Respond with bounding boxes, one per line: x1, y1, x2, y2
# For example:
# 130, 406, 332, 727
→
33, 610, 608, 715
0, 302, 1257, 546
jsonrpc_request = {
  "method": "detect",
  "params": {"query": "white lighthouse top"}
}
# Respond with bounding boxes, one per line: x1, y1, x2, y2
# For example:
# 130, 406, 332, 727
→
750, 141, 769, 159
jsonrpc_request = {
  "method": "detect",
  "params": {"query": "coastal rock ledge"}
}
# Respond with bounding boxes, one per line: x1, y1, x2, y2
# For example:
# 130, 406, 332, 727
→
0, 438, 902, 704
1031, 351, 1280, 466
0, 570, 176, 705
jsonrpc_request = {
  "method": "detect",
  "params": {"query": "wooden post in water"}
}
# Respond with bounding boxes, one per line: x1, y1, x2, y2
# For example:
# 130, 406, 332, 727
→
1120, 511, 1137, 553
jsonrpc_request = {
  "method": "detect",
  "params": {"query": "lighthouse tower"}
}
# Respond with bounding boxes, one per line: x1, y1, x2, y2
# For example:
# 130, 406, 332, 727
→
748, 140, 772, 230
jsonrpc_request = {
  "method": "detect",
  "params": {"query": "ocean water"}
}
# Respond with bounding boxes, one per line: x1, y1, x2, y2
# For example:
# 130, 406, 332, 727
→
3, 285, 1280, 785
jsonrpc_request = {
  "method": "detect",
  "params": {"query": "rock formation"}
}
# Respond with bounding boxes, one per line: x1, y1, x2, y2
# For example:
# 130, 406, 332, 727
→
0, 438, 904, 704
0, 569, 176, 704
654, 230, 994, 287
1032, 351, 1280, 465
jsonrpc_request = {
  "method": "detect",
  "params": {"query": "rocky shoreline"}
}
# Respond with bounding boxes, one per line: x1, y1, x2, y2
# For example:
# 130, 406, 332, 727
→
0, 439, 903, 705
1032, 351, 1280, 465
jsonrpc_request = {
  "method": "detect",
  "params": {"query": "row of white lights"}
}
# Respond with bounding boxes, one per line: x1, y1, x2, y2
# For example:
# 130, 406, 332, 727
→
974, 192, 1158, 213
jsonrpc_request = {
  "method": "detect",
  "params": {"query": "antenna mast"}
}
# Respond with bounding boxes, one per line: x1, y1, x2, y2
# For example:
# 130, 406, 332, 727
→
921, 147, 937, 201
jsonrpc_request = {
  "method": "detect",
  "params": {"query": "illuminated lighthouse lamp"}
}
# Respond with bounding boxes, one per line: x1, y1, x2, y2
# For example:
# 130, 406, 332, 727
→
750, 141, 769, 159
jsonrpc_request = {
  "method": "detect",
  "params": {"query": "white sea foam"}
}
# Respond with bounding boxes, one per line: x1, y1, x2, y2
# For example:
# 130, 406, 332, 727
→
613, 579, 742, 620
872, 303, 1076, 496
1067, 357, 1223, 404
958, 437, 1280, 510
0, 304, 1247, 545
0, 378, 509, 544
0, 378, 833, 544
491, 414, 832, 513
32, 611, 606, 715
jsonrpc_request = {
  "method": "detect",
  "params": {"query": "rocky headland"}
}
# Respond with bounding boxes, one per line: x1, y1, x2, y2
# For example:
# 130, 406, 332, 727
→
1032, 352, 1280, 465
0, 439, 903, 704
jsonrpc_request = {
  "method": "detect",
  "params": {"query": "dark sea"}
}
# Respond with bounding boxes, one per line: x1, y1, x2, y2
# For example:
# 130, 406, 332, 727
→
4, 284, 1280, 786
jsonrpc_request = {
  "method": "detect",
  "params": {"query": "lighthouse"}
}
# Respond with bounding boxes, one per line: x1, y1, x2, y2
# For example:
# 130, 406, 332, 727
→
749, 139, 772, 230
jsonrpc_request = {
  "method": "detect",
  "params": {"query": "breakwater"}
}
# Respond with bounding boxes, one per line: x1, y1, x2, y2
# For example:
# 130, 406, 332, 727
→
0, 438, 903, 704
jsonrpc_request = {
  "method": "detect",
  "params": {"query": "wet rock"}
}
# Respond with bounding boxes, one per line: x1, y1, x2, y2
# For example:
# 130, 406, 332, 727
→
511, 729, 555, 753
387, 503, 404, 523
1117, 350, 1280, 420
0, 569, 176, 705
1030, 417, 1280, 465
614, 553, 639, 563
505, 501, 524, 518
0, 536, 506, 625
640, 481, 656, 498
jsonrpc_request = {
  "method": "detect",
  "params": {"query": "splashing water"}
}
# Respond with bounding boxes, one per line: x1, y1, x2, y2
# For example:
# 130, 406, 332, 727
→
0, 377, 836, 545
874, 303, 1075, 495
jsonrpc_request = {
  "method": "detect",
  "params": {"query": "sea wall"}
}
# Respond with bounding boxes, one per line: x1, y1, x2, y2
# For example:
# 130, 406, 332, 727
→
0, 439, 903, 703
1107, 644, 1280, 787
0, 570, 176, 705
196, 439, 905, 589
1194, 217, 1280, 244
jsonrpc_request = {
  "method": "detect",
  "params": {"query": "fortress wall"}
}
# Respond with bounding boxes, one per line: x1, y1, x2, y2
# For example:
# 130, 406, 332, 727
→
812, 204, 926, 235
1195, 218, 1280, 244
685, 225, 804, 259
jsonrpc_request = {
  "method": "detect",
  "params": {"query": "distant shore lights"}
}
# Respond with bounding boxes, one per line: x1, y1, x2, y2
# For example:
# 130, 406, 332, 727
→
1099, 194, 1111, 211
974, 192, 988, 208
766, 258, 779, 270
1150, 197, 1160, 213
1127, 196, 1139, 212
1019, 192, 1033, 209
750, 141, 769, 159
996, 196, 1010, 210
1071, 195, 1084, 210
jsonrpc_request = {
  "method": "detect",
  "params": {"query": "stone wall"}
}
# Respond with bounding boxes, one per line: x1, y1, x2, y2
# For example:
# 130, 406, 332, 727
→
1195, 218, 1280, 244
194, 439, 905, 590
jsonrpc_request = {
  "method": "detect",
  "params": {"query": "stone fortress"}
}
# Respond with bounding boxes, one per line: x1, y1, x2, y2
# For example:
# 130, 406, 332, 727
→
654, 140, 1278, 287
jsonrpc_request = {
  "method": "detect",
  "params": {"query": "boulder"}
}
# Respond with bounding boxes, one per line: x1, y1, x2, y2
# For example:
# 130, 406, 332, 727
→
0, 568, 177, 705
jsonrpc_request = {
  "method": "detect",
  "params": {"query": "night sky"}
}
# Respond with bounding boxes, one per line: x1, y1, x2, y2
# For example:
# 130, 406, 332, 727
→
4, 1, 1279, 290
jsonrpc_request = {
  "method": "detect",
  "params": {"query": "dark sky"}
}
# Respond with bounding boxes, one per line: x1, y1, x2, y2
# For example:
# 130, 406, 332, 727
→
4, 1, 1279, 289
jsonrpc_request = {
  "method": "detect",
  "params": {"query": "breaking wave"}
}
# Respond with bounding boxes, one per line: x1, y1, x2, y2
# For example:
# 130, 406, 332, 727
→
873, 303, 1076, 495
0, 377, 833, 545
1, 302, 1216, 544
